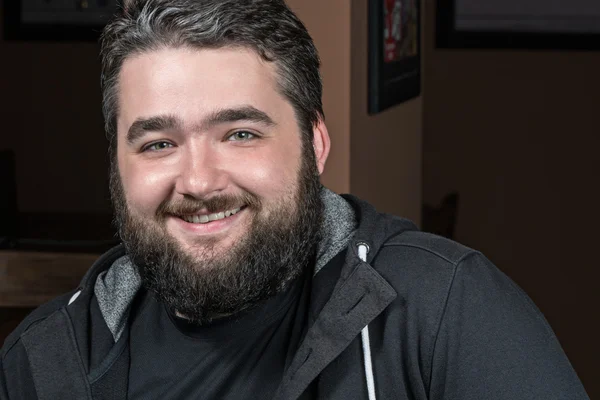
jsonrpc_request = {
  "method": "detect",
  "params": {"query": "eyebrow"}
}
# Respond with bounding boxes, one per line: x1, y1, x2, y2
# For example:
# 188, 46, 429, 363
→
126, 106, 276, 145
126, 115, 181, 144
200, 106, 276, 131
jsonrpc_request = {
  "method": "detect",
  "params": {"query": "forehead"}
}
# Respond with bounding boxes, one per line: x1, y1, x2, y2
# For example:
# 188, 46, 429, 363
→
116, 46, 291, 134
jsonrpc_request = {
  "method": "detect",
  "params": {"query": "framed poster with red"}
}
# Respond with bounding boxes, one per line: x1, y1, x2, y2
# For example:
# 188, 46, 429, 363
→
368, 0, 421, 114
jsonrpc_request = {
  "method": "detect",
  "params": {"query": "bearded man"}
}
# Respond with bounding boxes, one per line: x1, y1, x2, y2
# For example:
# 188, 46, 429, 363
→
0, 1, 589, 399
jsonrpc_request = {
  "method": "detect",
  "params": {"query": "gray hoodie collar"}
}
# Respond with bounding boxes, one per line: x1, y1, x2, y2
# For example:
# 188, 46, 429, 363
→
94, 187, 356, 341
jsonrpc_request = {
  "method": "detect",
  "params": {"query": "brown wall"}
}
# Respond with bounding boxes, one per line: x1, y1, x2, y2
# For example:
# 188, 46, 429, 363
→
350, 0, 422, 223
423, 1, 600, 397
287, 0, 352, 194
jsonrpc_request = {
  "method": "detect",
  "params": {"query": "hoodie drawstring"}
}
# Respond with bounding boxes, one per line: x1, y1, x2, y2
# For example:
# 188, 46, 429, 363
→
358, 243, 377, 400
68, 290, 82, 305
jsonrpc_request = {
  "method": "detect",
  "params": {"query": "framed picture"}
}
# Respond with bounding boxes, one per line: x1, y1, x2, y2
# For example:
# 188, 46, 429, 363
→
436, 0, 600, 50
368, 0, 421, 114
2, 0, 118, 41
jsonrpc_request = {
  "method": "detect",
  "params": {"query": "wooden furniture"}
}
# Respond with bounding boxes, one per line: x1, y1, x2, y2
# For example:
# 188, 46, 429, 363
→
0, 251, 98, 344
0, 251, 97, 307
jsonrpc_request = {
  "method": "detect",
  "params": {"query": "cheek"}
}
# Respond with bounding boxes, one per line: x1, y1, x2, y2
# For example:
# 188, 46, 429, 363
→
118, 154, 175, 214
234, 141, 302, 199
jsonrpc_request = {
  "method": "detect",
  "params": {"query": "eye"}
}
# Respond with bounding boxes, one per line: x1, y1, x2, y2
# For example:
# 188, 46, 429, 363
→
227, 131, 257, 141
142, 141, 174, 152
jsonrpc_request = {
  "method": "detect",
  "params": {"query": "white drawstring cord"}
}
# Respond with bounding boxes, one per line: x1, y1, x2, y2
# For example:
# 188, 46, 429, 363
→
361, 326, 376, 400
358, 243, 377, 400
68, 290, 82, 305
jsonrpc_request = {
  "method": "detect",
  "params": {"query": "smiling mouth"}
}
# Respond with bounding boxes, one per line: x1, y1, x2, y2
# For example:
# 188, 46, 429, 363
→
179, 206, 244, 224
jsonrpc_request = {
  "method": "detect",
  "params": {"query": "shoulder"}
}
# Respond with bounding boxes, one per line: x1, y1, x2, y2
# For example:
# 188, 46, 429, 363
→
1, 290, 76, 400
378, 230, 526, 304
370, 231, 508, 322
2, 245, 127, 358
371, 229, 550, 338
1, 290, 77, 358
373, 230, 482, 286
382, 230, 476, 265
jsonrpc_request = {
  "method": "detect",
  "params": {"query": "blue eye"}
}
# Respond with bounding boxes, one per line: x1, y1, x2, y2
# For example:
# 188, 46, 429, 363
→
143, 141, 173, 152
228, 131, 256, 141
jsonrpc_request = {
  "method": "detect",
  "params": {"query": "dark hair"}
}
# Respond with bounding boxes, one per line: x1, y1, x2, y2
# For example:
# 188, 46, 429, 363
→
100, 0, 323, 154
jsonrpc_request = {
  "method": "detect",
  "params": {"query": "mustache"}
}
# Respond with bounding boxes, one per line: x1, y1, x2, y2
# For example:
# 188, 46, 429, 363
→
156, 192, 262, 217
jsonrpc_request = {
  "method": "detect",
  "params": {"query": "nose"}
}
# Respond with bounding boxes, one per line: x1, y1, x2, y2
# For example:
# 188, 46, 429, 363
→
175, 141, 228, 199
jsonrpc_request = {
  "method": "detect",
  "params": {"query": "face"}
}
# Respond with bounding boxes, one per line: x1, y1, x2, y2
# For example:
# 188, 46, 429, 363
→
112, 46, 330, 323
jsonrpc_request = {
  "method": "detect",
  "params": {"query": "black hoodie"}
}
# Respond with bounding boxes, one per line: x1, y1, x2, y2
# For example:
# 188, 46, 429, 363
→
0, 193, 589, 399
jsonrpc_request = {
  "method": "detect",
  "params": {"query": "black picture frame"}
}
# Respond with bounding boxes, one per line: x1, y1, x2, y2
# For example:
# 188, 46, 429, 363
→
2, 1, 117, 42
368, 0, 421, 115
436, 0, 600, 51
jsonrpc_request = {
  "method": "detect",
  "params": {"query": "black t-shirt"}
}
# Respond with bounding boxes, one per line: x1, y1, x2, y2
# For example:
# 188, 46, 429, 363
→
128, 271, 311, 400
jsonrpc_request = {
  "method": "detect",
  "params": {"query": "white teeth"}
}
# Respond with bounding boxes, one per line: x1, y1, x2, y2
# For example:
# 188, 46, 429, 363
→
182, 207, 243, 224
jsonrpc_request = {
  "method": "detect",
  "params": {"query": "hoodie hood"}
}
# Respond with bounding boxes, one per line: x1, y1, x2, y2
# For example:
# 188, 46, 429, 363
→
91, 187, 358, 341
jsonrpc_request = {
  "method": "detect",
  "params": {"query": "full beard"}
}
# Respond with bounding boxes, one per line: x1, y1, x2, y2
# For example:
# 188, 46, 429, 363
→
109, 144, 323, 325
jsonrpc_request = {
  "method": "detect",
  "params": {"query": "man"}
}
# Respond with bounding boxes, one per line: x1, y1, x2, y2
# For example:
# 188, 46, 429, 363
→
0, 1, 589, 399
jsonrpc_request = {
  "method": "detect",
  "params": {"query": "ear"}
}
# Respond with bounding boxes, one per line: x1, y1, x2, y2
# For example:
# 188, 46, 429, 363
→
312, 118, 331, 175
